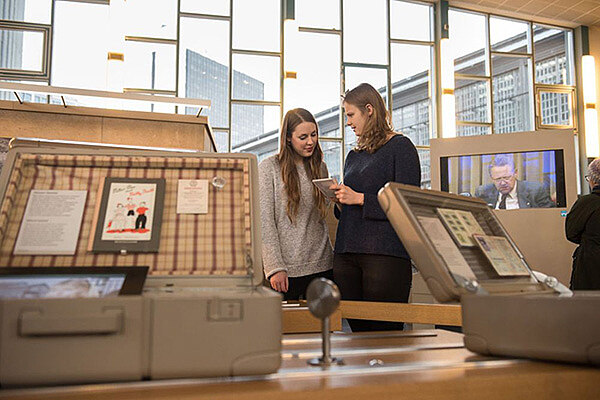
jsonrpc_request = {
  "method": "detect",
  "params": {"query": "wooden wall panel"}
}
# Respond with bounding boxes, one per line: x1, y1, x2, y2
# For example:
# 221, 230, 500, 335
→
0, 100, 214, 152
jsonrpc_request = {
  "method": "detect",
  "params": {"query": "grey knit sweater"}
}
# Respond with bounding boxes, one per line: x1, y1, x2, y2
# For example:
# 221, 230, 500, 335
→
258, 155, 333, 279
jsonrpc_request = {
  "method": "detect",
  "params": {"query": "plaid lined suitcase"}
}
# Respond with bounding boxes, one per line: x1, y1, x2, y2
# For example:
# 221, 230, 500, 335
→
0, 143, 281, 386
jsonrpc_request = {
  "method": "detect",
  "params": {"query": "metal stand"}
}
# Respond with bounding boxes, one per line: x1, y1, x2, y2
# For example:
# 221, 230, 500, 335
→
308, 316, 344, 366
306, 278, 344, 367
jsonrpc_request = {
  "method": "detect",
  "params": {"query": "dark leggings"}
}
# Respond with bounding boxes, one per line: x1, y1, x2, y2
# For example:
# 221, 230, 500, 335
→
284, 269, 334, 301
333, 253, 412, 332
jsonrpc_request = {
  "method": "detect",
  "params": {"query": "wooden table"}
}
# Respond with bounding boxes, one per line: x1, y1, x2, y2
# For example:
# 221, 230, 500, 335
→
339, 301, 462, 326
282, 305, 342, 333
3, 330, 600, 400
282, 300, 460, 334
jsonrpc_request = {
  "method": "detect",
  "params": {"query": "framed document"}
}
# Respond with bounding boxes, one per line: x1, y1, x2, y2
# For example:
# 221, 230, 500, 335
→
436, 208, 485, 247
92, 178, 165, 253
472, 234, 530, 276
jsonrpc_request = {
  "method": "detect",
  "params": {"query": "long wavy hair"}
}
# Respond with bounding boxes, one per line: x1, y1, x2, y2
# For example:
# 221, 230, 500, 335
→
343, 83, 394, 153
277, 108, 328, 223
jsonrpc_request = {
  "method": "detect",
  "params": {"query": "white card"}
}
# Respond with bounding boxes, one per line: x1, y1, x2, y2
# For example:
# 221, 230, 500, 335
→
177, 179, 209, 214
417, 216, 477, 280
14, 190, 87, 255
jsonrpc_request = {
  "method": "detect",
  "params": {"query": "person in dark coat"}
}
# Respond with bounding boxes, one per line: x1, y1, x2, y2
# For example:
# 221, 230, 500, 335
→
566, 158, 600, 290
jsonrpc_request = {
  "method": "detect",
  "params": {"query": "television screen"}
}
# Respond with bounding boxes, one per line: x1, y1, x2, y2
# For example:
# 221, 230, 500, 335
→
0, 266, 148, 299
0, 275, 126, 299
440, 150, 566, 209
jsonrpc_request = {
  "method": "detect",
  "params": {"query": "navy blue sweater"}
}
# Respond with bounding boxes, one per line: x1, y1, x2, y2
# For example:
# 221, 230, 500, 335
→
334, 134, 421, 259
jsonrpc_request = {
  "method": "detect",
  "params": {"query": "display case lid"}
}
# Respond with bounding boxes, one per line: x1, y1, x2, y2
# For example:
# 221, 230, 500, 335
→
0, 144, 265, 288
378, 183, 568, 303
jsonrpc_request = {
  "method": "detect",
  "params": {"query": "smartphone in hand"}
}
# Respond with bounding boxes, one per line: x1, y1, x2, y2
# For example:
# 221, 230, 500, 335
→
312, 178, 338, 199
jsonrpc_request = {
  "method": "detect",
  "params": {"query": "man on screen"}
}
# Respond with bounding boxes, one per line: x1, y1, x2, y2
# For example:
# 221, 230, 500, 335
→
475, 155, 555, 209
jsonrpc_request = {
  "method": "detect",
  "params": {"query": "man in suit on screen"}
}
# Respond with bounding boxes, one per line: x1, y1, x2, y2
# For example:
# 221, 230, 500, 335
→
474, 155, 555, 209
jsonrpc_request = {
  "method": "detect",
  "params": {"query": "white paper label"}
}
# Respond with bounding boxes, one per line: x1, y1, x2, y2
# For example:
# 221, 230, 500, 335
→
417, 216, 477, 280
177, 179, 209, 214
14, 190, 87, 255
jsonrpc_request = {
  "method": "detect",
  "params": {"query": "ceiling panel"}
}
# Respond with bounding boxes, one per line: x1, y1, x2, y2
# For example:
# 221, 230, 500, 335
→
452, 0, 600, 26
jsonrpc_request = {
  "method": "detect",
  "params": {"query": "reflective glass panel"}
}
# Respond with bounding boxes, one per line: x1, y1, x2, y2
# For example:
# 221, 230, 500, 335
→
0, 80, 47, 103
293, 31, 340, 136
344, 67, 387, 98
390, 0, 432, 41
343, 0, 387, 64
449, 9, 486, 75
534, 25, 573, 85
344, 125, 355, 157
0, 0, 51, 24
492, 55, 533, 133
232, 54, 280, 102
179, 17, 230, 127
392, 99, 430, 147
231, 103, 280, 153
125, 0, 177, 39
455, 78, 490, 123
456, 124, 491, 136
180, 0, 230, 16
418, 148, 431, 189
391, 43, 433, 145
539, 91, 572, 127
213, 129, 229, 153
296, 0, 339, 29
0, 28, 44, 72
321, 141, 342, 182
125, 41, 176, 91
233, 0, 280, 52
490, 16, 529, 54
52, 1, 110, 107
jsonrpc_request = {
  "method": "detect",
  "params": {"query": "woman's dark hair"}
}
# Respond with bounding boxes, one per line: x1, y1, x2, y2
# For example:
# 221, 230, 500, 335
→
277, 108, 327, 222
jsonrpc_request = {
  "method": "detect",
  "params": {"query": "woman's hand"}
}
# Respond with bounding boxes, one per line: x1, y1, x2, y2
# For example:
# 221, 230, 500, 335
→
332, 183, 364, 205
269, 271, 289, 293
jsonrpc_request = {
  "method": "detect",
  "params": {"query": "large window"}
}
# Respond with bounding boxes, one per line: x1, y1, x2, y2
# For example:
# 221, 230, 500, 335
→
287, 0, 435, 187
0, 1, 578, 185
450, 8, 575, 136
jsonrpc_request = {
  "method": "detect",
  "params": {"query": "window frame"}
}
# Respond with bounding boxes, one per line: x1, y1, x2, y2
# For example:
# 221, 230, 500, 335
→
535, 84, 576, 130
0, 20, 52, 81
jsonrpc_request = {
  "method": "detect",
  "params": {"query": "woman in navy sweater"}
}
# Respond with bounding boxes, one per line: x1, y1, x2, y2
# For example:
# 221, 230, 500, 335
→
330, 83, 421, 331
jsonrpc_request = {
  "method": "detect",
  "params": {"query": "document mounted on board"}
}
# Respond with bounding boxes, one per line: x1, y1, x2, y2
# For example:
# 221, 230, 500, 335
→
472, 234, 530, 276
177, 179, 209, 214
417, 216, 477, 280
91, 177, 165, 253
13, 190, 87, 255
436, 208, 485, 247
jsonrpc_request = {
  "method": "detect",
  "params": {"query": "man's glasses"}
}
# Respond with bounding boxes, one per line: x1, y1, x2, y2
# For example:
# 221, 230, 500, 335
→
491, 175, 514, 183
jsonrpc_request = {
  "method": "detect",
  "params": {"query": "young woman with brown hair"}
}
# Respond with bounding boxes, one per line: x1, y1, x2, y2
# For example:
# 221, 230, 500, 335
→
330, 83, 421, 331
259, 108, 333, 300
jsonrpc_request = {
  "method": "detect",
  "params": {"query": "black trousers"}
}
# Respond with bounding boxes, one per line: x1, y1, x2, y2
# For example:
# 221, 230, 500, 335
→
333, 253, 412, 332
284, 269, 334, 301
135, 214, 147, 230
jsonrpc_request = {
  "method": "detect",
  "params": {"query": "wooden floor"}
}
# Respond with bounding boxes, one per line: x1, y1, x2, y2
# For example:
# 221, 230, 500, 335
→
3, 329, 600, 400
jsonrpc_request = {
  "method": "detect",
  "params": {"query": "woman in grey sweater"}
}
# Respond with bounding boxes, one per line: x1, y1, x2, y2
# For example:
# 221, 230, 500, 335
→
259, 108, 333, 300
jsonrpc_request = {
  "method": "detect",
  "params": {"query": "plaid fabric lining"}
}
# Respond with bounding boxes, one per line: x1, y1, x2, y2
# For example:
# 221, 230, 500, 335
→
0, 154, 252, 276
